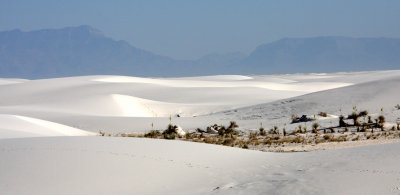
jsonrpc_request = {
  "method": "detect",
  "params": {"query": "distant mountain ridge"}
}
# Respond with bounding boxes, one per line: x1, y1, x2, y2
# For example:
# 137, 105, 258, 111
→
0, 26, 399, 78
0, 25, 186, 78
239, 36, 400, 73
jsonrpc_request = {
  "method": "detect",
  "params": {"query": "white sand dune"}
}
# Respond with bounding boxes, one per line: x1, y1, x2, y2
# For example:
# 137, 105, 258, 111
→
0, 78, 27, 85
212, 71, 400, 130
0, 136, 399, 194
0, 74, 349, 120
1, 70, 400, 194
0, 70, 399, 132
0, 114, 96, 139
94, 75, 351, 92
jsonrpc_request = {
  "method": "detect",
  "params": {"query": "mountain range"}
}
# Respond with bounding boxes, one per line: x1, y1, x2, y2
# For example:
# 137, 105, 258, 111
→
0, 25, 399, 78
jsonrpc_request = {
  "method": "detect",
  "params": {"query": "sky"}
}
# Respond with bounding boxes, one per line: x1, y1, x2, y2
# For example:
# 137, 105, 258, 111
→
1, 0, 400, 60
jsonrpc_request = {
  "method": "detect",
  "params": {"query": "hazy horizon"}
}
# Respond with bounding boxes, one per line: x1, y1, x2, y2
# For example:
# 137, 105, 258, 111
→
1, 0, 400, 60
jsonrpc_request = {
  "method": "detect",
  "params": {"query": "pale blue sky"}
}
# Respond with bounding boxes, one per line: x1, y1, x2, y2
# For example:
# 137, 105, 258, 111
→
1, 0, 399, 60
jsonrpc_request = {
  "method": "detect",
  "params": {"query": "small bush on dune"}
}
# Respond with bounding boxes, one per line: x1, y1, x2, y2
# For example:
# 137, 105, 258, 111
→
144, 130, 162, 138
348, 112, 360, 126
185, 132, 196, 140
339, 115, 348, 127
318, 112, 328, 117
312, 122, 319, 133
162, 124, 179, 139
368, 116, 373, 123
330, 135, 347, 142
269, 126, 279, 134
259, 127, 266, 136
291, 114, 314, 123
249, 131, 258, 140
303, 126, 308, 133
214, 121, 239, 136
358, 110, 368, 118
163, 132, 177, 140
203, 136, 218, 144
292, 136, 305, 144
378, 115, 385, 129
323, 134, 333, 140
222, 137, 235, 146
292, 125, 303, 134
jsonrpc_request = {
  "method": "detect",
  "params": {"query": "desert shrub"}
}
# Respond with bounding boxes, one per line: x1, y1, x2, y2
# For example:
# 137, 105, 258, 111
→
222, 137, 235, 146
377, 115, 385, 129
163, 132, 176, 139
294, 125, 303, 134
359, 110, 368, 124
315, 137, 325, 144
249, 131, 258, 140
144, 130, 162, 138
99, 131, 105, 136
318, 112, 328, 117
247, 137, 260, 146
348, 112, 360, 126
269, 126, 279, 134
303, 126, 308, 133
331, 135, 347, 142
217, 126, 227, 136
218, 121, 239, 136
184, 132, 195, 139
368, 116, 373, 123
339, 115, 347, 127
292, 136, 305, 143
263, 139, 272, 145
359, 125, 366, 132
196, 128, 205, 133
204, 136, 218, 144
163, 124, 178, 139
358, 110, 368, 117
323, 134, 333, 140
352, 136, 360, 141
163, 124, 176, 134
291, 114, 299, 123
312, 122, 319, 133
259, 127, 266, 136
291, 114, 314, 123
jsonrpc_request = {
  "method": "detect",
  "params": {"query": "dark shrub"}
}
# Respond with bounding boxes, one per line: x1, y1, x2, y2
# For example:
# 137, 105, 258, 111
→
144, 130, 162, 138
318, 112, 328, 117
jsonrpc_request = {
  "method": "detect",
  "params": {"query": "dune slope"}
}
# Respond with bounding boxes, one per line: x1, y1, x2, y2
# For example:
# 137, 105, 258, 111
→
0, 114, 95, 139
1, 70, 399, 133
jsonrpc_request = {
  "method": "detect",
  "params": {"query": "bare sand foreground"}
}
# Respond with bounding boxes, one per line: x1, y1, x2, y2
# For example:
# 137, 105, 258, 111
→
1, 136, 400, 194
1, 70, 400, 194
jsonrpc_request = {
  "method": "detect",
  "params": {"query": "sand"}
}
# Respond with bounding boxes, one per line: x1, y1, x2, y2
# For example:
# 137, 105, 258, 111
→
1, 70, 400, 194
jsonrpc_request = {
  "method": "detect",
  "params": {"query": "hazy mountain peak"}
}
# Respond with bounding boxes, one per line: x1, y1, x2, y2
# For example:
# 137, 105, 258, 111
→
60, 25, 104, 36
